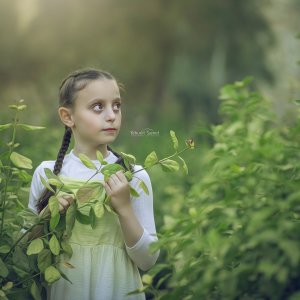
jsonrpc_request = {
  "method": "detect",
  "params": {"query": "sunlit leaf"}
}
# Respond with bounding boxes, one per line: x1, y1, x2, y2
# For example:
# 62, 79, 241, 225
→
78, 153, 97, 170
27, 238, 44, 255
0, 123, 12, 131
39, 175, 55, 193
94, 202, 104, 218
130, 186, 140, 197
17, 124, 45, 131
144, 151, 158, 168
49, 235, 60, 256
178, 155, 188, 175
61, 241, 73, 258
100, 163, 124, 176
10, 151, 32, 169
138, 180, 149, 195
45, 266, 61, 284
170, 130, 179, 151
159, 159, 179, 173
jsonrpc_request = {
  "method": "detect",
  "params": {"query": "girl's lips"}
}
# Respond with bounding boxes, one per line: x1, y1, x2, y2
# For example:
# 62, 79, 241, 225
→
102, 128, 117, 131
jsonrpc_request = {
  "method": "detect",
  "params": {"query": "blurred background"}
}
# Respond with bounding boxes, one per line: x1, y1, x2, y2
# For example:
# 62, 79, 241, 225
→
0, 0, 299, 228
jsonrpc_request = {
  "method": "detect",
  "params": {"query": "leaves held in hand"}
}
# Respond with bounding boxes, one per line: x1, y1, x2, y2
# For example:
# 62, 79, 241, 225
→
49, 235, 60, 256
76, 182, 104, 203
45, 266, 61, 284
159, 159, 179, 173
39, 174, 55, 193
27, 238, 44, 255
138, 180, 149, 195
78, 153, 97, 170
144, 151, 158, 168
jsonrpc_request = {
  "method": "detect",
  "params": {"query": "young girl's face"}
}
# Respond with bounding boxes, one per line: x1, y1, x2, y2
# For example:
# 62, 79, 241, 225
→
70, 78, 122, 147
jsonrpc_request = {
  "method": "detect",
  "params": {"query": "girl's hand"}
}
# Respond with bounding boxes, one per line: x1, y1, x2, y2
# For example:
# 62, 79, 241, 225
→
58, 194, 74, 214
104, 170, 131, 215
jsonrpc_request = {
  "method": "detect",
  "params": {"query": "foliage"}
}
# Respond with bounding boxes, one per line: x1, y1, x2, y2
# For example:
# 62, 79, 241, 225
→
144, 77, 300, 299
0, 100, 194, 299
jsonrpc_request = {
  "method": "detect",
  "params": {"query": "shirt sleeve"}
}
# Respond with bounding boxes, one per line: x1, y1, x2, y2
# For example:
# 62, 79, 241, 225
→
28, 163, 47, 215
124, 165, 160, 271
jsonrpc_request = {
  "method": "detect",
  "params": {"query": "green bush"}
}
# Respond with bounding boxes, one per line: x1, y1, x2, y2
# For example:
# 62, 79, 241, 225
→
146, 77, 300, 299
0, 100, 194, 299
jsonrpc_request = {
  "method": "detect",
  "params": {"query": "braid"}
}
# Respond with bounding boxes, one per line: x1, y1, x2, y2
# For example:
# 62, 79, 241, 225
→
36, 127, 72, 213
107, 145, 134, 173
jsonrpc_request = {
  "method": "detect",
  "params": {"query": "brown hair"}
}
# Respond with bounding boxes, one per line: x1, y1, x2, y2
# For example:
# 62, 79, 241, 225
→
36, 68, 133, 213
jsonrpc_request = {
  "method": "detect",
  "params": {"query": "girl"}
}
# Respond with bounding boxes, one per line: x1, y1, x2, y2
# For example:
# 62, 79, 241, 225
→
28, 68, 160, 300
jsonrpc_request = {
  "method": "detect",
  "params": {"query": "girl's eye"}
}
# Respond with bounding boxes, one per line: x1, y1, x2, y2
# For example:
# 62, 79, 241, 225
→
92, 104, 103, 112
113, 103, 122, 111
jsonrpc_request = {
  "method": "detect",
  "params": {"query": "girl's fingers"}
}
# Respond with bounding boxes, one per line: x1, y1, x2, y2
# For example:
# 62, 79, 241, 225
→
58, 195, 74, 214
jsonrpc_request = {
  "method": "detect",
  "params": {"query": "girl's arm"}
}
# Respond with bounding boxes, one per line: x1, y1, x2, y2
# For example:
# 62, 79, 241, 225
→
104, 168, 160, 271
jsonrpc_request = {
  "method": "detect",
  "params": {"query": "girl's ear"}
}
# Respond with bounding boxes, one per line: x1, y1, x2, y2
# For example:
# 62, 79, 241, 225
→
58, 107, 74, 128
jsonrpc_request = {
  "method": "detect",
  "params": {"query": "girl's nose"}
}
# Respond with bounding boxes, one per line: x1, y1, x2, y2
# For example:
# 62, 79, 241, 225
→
105, 107, 116, 121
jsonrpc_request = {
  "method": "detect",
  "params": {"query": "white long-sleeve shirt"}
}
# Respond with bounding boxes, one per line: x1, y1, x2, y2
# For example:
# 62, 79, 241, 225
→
28, 149, 159, 271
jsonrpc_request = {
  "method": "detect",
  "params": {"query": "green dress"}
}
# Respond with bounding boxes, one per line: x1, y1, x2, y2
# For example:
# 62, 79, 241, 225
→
48, 177, 145, 300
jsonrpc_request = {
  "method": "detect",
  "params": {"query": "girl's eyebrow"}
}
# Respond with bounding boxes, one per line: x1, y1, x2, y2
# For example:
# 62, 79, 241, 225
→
88, 97, 122, 104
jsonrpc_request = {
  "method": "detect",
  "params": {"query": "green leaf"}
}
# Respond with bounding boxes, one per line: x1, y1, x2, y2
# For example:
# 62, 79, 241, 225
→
100, 163, 124, 176
94, 202, 105, 218
39, 174, 55, 193
142, 274, 153, 285
0, 123, 12, 131
120, 152, 136, 164
49, 196, 59, 217
178, 155, 188, 175
17, 104, 27, 111
0, 257, 9, 278
130, 186, 140, 197
13, 246, 30, 271
37, 249, 52, 272
144, 151, 158, 168
61, 241, 73, 258
65, 203, 77, 239
160, 159, 180, 173
170, 130, 179, 151
293, 99, 300, 105
96, 150, 105, 164
10, 151, 33, 169
90, 207, 96, 229
138, 180, 149, 195
2, 281, 13, 291
76, 182, 103, 203
124, 171, 133, 181
0, 245, 10, 254
17, 124, 46, 131
27, 238, 44, 255
44, 168, 64, 187
76, 210, 91, 225
30, 280, 41, 300
50, 213, 60, 231
78, 153, 97, 169
49, 235, 60, 256
45, 266, 61, 284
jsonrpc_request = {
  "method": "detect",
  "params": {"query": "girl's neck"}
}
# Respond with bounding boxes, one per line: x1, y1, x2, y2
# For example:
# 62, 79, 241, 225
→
73, 145, 109, 160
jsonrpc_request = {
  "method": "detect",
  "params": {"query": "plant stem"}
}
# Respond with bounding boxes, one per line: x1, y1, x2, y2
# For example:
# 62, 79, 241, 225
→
3, 221, 43, 261
132, 147, 189, 175
0, 110, 19, 237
